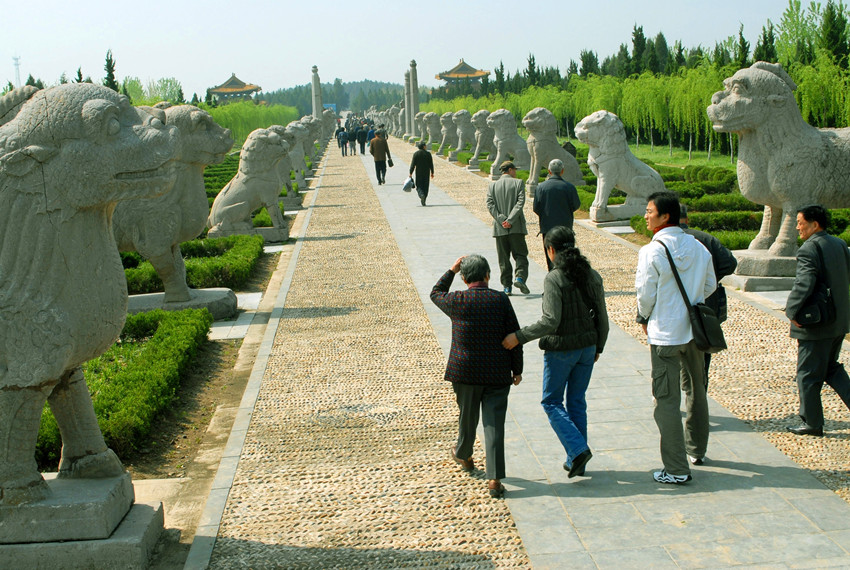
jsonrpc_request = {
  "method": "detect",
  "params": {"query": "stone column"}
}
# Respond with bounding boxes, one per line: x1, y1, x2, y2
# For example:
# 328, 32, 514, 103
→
311, 65, 322, 119
403, 70, 412, 139
409, 60, 420, 140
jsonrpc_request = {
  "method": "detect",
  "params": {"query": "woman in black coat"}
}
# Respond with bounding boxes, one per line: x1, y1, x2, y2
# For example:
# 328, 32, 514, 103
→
409, 141, 435, 206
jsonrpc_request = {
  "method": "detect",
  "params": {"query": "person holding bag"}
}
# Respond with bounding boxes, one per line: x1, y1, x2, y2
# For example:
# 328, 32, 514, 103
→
785, 204, 850, 436
409, 141, 434, 206
502, 226, 609, 478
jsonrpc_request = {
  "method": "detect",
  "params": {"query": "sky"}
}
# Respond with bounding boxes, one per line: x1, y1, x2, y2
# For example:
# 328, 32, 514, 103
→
3, 0, 787, 100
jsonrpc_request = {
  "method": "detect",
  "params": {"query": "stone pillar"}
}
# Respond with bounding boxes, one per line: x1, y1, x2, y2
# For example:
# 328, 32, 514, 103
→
403, 70, 412, 139
311, 65, 322, 119
409, 60, 420, 138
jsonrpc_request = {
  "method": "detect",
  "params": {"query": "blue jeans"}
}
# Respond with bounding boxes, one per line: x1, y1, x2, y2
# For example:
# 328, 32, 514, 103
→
542, 345, 596, 467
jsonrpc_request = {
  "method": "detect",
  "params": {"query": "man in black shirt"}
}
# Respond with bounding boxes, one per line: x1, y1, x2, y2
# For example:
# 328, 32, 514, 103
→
533, 159, 581, 270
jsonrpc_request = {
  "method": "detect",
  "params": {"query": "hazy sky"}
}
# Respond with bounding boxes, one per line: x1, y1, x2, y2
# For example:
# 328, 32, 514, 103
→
3, 0, 787, 99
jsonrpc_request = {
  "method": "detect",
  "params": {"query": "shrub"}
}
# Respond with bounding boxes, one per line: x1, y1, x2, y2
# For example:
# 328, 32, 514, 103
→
479, 161, 492, 174
689, 211, 763, 232
630, 215, 652, 237
713, 230, 758, 250
36, 308, 214, 465
252, 203, 287, 227
124, 234, 265, 293
456, 152, 472, 165
683, 193, 762, 212
577, 186, 623, 211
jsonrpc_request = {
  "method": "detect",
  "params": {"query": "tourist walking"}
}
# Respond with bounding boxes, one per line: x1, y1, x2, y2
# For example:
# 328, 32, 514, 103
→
357, 125, 369, 155
502, 226, 609, 478
534, 159, 581, 271
430, 254, 523, 499
369, 131, 392, 185
337, 128, 348, 157
349, 125, 358, 155
636, 191, 715, 484
486, 161, 530, 296
409, 141, 434, 206
785, 204, 850, 437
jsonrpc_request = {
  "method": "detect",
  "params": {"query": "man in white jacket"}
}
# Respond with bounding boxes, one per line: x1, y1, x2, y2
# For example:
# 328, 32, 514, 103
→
636, 191, 716, 484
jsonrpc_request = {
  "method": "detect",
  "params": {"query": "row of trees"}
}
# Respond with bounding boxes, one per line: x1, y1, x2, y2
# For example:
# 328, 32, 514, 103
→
259, 79, 405, 116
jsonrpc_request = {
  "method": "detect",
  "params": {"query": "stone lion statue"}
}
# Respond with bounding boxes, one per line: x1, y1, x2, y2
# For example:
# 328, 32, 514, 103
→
112, 104, 234, 303
708, 61, 850, 257
300, 115, 322, 167
468, 109, 496, 168
0, 83, 180, 506
207, 128, 290, 242
322, 108, 336, 141
284, 120, 309, 189
268, 124, 299, 195
424, 112, 442, 147
523, 107, 585, 194
437, 111, 459, 156
413, 111, 427, 145
449, 109, 476, 161
574, 110, 664, 222
487, 109, 531, 180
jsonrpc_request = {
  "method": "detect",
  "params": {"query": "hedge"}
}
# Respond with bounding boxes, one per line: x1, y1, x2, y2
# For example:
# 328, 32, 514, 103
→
123, 234, 265, 294
36, 308, 214, 465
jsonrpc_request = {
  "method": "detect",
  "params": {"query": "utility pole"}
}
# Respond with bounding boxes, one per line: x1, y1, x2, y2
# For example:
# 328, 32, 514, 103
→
12, 56, 21, 87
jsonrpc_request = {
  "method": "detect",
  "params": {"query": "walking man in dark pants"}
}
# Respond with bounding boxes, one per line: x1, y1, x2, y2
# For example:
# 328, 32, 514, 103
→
409, 141, 434, 206
369, 131, 392, 185
533, 159, 580, 270
486, 161, 530, 296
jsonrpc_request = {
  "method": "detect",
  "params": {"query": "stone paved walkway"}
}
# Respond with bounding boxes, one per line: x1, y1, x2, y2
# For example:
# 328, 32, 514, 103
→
189, 137, 850, 569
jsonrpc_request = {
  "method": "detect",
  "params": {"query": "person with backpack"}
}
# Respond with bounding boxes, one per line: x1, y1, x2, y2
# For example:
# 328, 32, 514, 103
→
337, 128, 349, 157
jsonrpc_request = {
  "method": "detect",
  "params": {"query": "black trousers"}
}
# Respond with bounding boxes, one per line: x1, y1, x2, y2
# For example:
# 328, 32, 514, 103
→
415, 175, 430, 200
359, 141, 366, 154
452, 382, 510, 480
795, 336, 850, 428
374, 160, 387, 183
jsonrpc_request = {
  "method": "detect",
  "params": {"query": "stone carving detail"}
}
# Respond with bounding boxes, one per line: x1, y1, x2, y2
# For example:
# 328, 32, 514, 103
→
413, 111, 427, 145
487, 109, 531, 180
523, 107, 585, 193
207, 127, 290, 242
449, 109, 476, 161
707, 61, 850, 257
469, 109, 496, 168
113, 104, 234, 303
574, 110, 664, 222
0, 83, 179, 505
425, 112, 442, 147
438, 111, 459, 155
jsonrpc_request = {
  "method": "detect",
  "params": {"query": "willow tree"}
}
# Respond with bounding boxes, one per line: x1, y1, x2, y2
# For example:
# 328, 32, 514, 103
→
792, 50, 848, 128
669, 65, 726, 160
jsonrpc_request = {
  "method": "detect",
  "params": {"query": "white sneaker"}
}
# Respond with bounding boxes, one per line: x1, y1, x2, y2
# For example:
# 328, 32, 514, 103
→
688, 455, 705, 466
653, 469, 692, 484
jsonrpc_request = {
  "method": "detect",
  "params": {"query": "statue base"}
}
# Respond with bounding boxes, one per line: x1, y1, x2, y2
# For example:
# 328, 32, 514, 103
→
128, 287, 238, 320
0, 473, 133, 544
723, 250, 797, 292
448, 151, 459, 162
590, 203, 645, 222
1, 501, 164, 569
467, 159, 480, 170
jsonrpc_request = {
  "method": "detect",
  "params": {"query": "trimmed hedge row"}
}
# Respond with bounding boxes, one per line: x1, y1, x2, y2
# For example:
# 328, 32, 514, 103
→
123, 234, 265, 294
36, 308, 214, 465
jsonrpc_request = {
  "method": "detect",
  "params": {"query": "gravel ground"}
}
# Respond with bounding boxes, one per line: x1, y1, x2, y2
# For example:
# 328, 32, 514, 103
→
396, 142, 850, 505
210, 146, 530, 568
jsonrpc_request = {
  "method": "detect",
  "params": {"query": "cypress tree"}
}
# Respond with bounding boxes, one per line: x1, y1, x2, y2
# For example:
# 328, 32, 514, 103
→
103, 49, 119, 92
819, 0, 849, 68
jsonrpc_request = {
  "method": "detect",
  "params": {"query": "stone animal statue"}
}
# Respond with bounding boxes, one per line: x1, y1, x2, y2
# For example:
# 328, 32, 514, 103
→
285, 120, 309, 189
398, 107, 407, 137
438, 111, 459, 155
449, 109, 476, 161
487, 109, 531, 180
0, 83, 179, 505
322, 108, 336, 141
707, 61, 850, 256
523, 107, 585, 194
388, 106, 400, 137
574, 110, 664, 222
469, 109, 496, 168
413, 111, 427, 145
112, 104, 234, 303
300, 115, 322, 167
425, 112, 442, 147
207, 128, 290, 240
268, 124, 298, 195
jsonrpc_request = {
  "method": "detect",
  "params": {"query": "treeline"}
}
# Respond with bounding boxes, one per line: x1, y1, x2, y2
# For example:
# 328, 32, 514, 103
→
259, 78, 404, 115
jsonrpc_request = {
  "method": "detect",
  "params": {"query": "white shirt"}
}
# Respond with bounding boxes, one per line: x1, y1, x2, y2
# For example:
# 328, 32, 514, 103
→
636, 226, 717, 346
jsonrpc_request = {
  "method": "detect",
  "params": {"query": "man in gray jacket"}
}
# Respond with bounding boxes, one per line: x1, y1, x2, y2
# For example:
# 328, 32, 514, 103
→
785, 204, 850, 436
486, 161, 529, 295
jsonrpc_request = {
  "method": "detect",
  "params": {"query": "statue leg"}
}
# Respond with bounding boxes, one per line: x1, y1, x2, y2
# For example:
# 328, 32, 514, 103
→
266, 200, 288, 233
149, 245, 191, 303
0, 386, 52, 505
49, 368, 124, 479
749, 205, 780, 250
768, 206, 800, 257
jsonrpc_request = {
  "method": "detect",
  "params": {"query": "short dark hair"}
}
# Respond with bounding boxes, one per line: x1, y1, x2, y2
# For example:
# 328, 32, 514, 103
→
460, 254, 490, 283
797, 204, 830, 230
647, 191, 680, 223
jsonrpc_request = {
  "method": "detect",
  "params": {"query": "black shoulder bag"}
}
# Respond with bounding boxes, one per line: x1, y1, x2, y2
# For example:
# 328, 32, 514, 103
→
660, 242, 727, 353
795, 240, 837, 328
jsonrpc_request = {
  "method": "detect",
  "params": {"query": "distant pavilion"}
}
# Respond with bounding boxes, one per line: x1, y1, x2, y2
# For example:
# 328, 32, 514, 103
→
209, 73, 261, 103
435, 59, 490, 86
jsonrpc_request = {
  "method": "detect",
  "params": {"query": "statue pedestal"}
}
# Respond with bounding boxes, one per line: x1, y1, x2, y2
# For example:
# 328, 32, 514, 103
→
723, 250, 797, 292
590, 203, 645, 222
128, 287, 238, 320
467, 158, 480, 170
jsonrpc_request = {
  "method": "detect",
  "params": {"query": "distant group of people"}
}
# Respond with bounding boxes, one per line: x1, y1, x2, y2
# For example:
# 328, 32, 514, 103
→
430, 156, 850, 498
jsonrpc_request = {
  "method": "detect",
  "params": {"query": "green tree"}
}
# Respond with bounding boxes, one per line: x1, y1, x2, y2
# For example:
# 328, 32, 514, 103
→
331, 78, 348, 109
567, 60, 579, 78
754, 21, 779, 62
25, 74, 44, 89
190, 93, 199, 105
122, 77, 144, 103
479, 74, 491, 96
495, 61, 506, 94
58, 72, 68, 84
2, 81, 14, 95
776, 0, 820, 66
74, 67, 84, 83
579, 50, 600, 76
819, 0, 849, 68
632, 25, 647, 74
524, 53, 539, 86
205, 88, 217, 108
643, 39, 660, 73
654, 32, 670, 74
103, 49, 119, 92
734, 24, 751, 68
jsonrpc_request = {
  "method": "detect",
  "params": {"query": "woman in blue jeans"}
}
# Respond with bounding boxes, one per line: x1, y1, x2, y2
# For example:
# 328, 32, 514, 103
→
503, 226, 609, 477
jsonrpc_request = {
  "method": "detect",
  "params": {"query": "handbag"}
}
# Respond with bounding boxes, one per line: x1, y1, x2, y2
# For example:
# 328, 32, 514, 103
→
660, 242, 727, 353
402, 177, 414, 192
795, 241, 837, 327
387, 158, 394, 168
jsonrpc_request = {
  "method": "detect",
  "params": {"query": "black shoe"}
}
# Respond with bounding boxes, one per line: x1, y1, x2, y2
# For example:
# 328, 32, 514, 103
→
568, 450, 592, 478
786, 424, 823, 436
420, 196, 426, 206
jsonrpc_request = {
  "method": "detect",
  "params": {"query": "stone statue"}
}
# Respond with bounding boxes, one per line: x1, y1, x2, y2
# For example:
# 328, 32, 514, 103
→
207, 128, 290, 242
574, 110, 665, 222
0, 83, 179, 506
322, 108, 336, 141
487, 109, 531, 180
112, 104, 234, 303
414, 111, 427, 145
300, 115, 322, 166
468, 109, 496, 168
425, 112, 442, 147
285, 120, 309, 189
437, 111, 459, 155
398, 107, 407, 138
268, 124, 298, 195
449, 109, 476, 161
523, 107, 585, 195
707, 61, 850, 257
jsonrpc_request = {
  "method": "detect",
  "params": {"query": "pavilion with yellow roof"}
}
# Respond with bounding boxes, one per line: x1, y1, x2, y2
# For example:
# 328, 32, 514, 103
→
209, 73, 262, 103
435, 59, 490, 85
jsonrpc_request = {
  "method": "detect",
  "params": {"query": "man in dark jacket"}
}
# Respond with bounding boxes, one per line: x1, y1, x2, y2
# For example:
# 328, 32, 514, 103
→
679, 204, 738, 385
534, 159, 581, 270
369, 132, 392, 185
431, 254, 522, 498
356, 125, 369, 154
785, 204, 850, 436
409, 141, 434, 206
